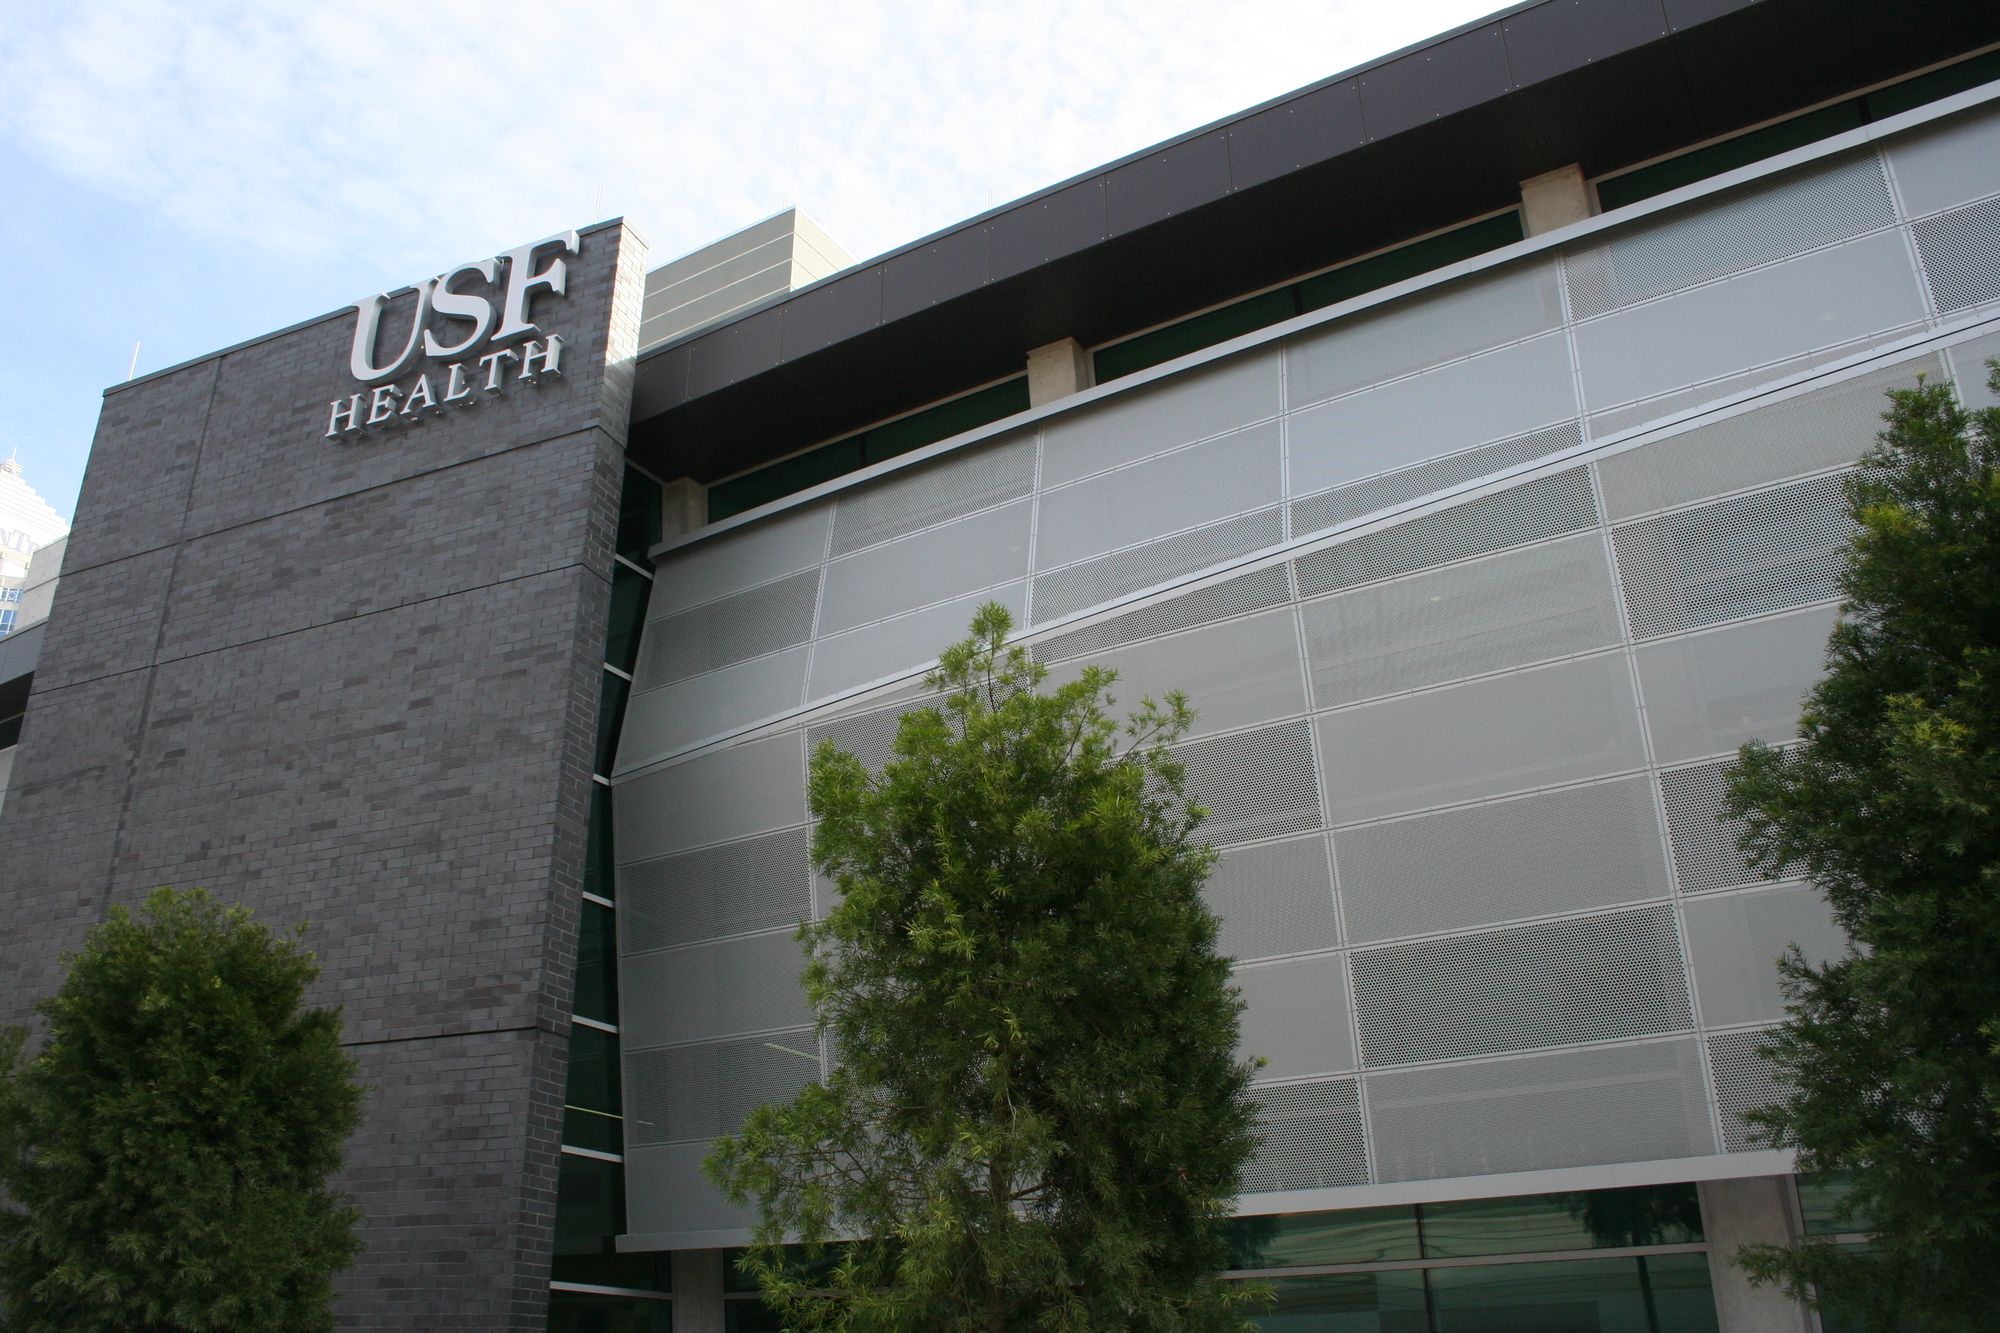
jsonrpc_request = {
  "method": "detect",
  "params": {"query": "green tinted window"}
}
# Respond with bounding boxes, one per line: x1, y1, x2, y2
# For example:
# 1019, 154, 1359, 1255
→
709, 437, 865, 522
595, 669, 629, 776
1798, 1173, 1874, 1236
1862, 49, 2000, 122
863, 378, 1029, 461
0, 714, 20, 749
1297, 212, 1524, 314
726, 1298, 786, 1331
604, 563, 651, 675
1096, 289, 1301, 383
1596, 103, 1866, 211
1249, 1270, 1429, 1332
1224, 1205, 1422, 1269
555, 1152, 626, 1255
1427, 1253, 1717, 1333
1422, 1185, 1702, 1258
563, 1024, 621, 1153
585, 783, 615, 901
573, 900, 618, 1025
551, 1250, 672, 1292
547, 1288, 670, 1332
616, 467, 664, 560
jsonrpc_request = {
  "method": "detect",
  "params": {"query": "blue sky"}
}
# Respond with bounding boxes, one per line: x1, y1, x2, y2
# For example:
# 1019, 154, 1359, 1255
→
0, 0, 1501, 523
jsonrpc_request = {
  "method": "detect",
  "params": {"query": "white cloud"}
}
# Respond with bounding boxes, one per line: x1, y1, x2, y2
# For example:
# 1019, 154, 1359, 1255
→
1, 0, 1503, 274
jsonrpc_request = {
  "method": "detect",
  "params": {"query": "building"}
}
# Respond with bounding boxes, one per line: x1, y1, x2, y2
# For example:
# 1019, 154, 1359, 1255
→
0, 457, 68, 642
3, 1, 2000, 1328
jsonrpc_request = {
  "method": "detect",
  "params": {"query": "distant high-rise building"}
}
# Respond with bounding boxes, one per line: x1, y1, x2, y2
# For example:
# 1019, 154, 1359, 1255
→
0, 456, 67, 641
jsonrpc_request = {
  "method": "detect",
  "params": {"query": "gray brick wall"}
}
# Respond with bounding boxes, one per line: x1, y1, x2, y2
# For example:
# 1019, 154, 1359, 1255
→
0, 219, 647, 1328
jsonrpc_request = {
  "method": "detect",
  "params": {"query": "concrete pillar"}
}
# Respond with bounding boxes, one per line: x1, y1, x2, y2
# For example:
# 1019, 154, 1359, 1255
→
670, 1248, 726, 1333
662, 476, 706, 539
1521, 163, 1595, 235
1027, 337, 1094, 406
1698, 1175, 1814, 1333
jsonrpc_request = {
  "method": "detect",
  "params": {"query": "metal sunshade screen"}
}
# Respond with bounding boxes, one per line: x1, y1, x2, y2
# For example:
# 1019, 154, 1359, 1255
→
1335, 777, 1670, 944
817, 499, 1032, 635
1707, 1027, 1788, 1153
618, 646, 810, 760
1300, 531, 1622, 710
1238, 1078, 1367, 1194
1034, 423, 1282, 571
623, 1029, 822, 1146
613, 731, 807, 861
618, 932, 813, 1050
1366, 1039, 1714, 1182
1612, 472, 1854, 639
1054, 608, 1306, 741
1040, 352, 1280, 488
649, 502, 830, 621
1350, 906, 1693, 1067
1236, 954, 1355, 1081
1031, 564, 1292, 663
1597, 355, 1946, 522
1175, 720, 1322, 847
1293, 468, 1598, 599
1564, 154, 1897, 321
1636, 605, 1838, 766
1914, 194, 2000, 312
620, 826, 813, 953
633, 567, 821, 690
1291, 421, 1583, 538
1659, 759, 1771, 894
1031, 507, 1285, 624
1685, 885, 1849, 1029
1202, 834, 1339, 963
807, 698, 927, 776
828, 433, 1036, 557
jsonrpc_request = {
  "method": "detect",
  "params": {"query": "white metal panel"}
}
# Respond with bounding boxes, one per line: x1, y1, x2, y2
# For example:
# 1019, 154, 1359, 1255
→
1293, 421, 1583, 538
650, 503, 831, 621
1236, 953, 1355, 1080
1707, 1027, 1786, 1153
1685, 884, 1849, 1028
623, 1142, 759, 1234
1285, 261, 1564, 410
1040, 350, 1281, 487
818, 499, 1032, 635
806, 581, 1028, 701
1317, 652, 1647, 826
1036, 422, 1282, 571
1031, 564, 1292, 663
1031, 507, 1285, 624
614, 731, 807, 857
619, 931, 813, 1049
624, 1030, 821, 1146
1203, 834, 1340, 962
621, 826, 814, 954
1883, 99, 2000, 219
1045, 606, 1306, 740
1177, 719, 1322, 846
619, 645, 810, 760
1635, 604, 1838, 765
1367, 1038, 1714, 1181
1240, 1078, 1368, 1193
1914, 194, 2000, 312
1336, 776, 1670, 943
1947, 326, 2000, 408
1286, 333, 1577, 497
829, 433, 1036, 557
1572, 229, 1928, 411
636, 568, 819, 689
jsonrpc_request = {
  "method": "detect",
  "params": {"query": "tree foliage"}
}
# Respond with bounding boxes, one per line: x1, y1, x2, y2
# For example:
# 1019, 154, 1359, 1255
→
1727, 368, 2000, 1328
0, 887, 365, 1331
706, 603, 1259, 1331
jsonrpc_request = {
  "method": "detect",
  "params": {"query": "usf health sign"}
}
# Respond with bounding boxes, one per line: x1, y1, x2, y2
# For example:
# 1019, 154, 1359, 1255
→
327, 229, 581, 438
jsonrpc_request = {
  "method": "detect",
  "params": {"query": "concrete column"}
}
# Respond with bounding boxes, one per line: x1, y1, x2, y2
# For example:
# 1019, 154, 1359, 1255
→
670, 1248, 726, 1333
1027, 337, 1094, 406
1698, 1175, 1814, 1333
1521, 163, 1595, 235
662, 476, 707, 539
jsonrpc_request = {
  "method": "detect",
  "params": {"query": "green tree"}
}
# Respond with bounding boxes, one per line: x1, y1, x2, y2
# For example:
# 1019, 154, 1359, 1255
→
1726, 368, 2000, 1329
706, 603, 1260, 1332
0, 887, 365, 1332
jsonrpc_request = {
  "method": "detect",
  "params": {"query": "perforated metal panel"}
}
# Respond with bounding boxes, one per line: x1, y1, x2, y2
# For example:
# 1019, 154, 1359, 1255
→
1685, 885, 1848, 1028
1565, 155, 1896, 320
1236, 954, 1355, 1080
1049, 607, 1305, 740
1598, 355, 1945, 522
1336, 776, 1670, 943
1886, 101, 2000, 219
621, 825, 813, 953
1366, 1038, 1714, 1181
1041, 351, 1281, 487
635, 568, 820, 690
1351, 905, 1692, 1066
1239, 1078, 1368, 1194
1294, 469, 1598, 599
1572, 230, 1927, 412
624, 1028, 822, 1145
1317, 651, 1647, 826
1636, 604, 1837, 765
1613, 472, 1853, 639
1032, 507, 1285, 624
1285, 262, 1564, 409
1301, 532, 1621, 709
807, 582, 1027, 701
807, 696, 929, 775
1177, 719, 1322, 846
614, 730, 807, 859
1947, 327, 2000, 409
650, 503, 831, 621
1292, 421, 1584, 538
1708, 1028, 1788, 1153
829, 433, 1037, 557
1037, 423, 1282, 571
1032, 564, 1292, 663
818, 500, 1031, 634
1660, 759, 1767, 893
1202, 835, 1339, 962
619, 930, 813, 1049
1914, 194, 2000, 313
619, 644, 809, 760
1286, 333, 1577, 498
